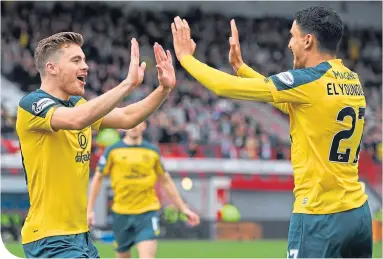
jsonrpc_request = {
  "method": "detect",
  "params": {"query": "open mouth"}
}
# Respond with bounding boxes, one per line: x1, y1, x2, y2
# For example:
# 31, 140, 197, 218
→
77, 76, 86, 83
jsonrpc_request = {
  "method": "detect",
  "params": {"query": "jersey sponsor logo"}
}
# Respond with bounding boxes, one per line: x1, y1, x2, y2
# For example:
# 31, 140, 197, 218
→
276, 71, 294, 85
124, 165, 148, 179
31, 98, 55, 114
75, 132, 90, 163
75, 151, 91, 163
332, 70, 358, 80
78, 132, 88, 149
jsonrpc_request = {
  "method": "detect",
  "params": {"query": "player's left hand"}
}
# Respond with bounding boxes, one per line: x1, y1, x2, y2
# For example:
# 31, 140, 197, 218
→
229, 19, 244, 73
171, 16, 196, 62
153, 42, 176, 90
182, 207, 200, 227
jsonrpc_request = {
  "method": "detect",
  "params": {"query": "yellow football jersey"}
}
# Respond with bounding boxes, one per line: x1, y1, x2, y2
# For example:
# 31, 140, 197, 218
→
16, 89, 103, 244
266, 59, 367, 214
97, 140, 165, 215
180, 56, 367, 215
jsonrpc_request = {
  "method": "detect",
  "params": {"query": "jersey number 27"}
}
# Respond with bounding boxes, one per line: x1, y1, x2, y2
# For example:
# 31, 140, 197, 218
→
329, 106, 365, 163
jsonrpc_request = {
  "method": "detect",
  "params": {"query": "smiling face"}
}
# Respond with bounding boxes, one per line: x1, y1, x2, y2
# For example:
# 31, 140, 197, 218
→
35, 32, 88, 97
49, 43, 88, 96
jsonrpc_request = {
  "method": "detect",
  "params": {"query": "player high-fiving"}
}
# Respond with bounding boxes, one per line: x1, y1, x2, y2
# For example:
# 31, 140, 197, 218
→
17, 31, 176, 259
171, 7, 372, 258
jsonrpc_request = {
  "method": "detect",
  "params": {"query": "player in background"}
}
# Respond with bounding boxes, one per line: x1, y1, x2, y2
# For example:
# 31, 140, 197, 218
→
171, 6, 372, 258
16, 32, 177, 258
87, 121, 200, 258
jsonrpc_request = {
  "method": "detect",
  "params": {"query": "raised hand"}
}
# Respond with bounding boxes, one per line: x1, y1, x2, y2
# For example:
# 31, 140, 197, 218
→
171, 16, 196, 62
154, 43, 176, 90
229, 19, 244, 73
123, 38, 146, 88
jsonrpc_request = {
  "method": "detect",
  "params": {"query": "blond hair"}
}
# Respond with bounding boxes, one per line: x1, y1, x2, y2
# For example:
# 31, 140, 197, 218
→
34, 32, 84, 75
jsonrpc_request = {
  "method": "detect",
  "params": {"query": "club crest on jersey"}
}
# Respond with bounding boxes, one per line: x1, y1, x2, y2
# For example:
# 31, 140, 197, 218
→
276, 71, 294, 85
78, 132, 88, 150
32, 98, 55, 114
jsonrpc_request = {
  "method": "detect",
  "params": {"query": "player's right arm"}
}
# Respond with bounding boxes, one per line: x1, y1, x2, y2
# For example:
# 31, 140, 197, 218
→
236, 64, 290, 114
87, 170, 104, 227
18, 83, 137, 132
155, 156, 200, 227
50, 83, 137, 131
172, 17, 314, 105
87, 170, 104, 226
87, 148, 113, 226
50, 39, 146, 131
228, 19, 289, 114
18, 39, 146, 133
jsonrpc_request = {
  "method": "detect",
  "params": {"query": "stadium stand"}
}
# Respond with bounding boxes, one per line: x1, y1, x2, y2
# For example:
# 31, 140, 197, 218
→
1, 1, 381, 188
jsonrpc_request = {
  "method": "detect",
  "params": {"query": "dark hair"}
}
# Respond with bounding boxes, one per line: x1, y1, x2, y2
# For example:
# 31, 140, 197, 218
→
293, 6, 344, 54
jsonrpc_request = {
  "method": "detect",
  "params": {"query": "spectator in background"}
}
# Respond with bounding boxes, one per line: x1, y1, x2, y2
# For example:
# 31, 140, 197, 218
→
239, 136, 259, 160
1, 105, 15, 135
259, 134, 272, 160
187, 139, 198, 157
221, 136, 237, 159
275, 142, 286, 160
1, 2, 381, 162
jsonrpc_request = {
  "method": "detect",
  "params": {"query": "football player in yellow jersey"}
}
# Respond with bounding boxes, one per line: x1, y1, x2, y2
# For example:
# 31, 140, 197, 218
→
87, 121, 200, 258
16, 32, 177, 258
171, 6, 372, 258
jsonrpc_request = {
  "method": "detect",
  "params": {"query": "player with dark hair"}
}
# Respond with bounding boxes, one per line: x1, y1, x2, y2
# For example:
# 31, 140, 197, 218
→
171, 6, 372, 258
16, 32, 176, 258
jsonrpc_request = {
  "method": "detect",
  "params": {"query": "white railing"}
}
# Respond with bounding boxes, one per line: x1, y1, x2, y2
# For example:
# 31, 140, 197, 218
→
1, 153, 293, 175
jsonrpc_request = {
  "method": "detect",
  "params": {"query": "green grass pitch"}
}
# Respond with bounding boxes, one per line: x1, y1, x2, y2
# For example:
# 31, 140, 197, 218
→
3, 240, 383, 258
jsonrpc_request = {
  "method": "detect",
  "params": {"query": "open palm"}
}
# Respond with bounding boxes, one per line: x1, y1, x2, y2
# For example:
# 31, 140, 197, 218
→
228, 19, 244, 72
125, 38, 146, 88
154, 43, 176, 90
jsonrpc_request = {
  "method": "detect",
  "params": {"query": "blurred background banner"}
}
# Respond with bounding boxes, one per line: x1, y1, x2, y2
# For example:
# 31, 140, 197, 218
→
1, 1, 382, 257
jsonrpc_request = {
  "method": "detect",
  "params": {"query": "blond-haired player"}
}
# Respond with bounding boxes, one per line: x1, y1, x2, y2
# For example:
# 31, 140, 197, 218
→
17, 32, 176, 258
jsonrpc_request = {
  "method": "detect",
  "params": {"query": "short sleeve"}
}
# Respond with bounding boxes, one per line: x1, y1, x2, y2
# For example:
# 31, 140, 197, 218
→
72, 97, 104, 131
155, 156, 166, 176
18, 95, 61, 132
96, 147, 113, 175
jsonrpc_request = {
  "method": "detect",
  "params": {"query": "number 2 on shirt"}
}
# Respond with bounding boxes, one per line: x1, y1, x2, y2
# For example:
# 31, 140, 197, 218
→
329, 106, 365, 163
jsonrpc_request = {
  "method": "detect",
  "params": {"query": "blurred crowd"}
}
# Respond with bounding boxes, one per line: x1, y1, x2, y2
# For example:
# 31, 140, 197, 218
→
1, 2, 382, 161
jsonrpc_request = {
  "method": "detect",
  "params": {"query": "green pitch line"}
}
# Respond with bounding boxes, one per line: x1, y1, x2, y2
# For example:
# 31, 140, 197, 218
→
4, 240, 383, 258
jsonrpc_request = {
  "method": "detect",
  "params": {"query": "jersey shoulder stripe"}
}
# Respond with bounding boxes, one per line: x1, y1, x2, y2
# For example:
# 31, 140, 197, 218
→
19, 90, 59, 118
97, 141, 124, 171
271, 62, 332, 91
141, 140, 161, 155
69, 96, 82, 107
103, 141, 126, 159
